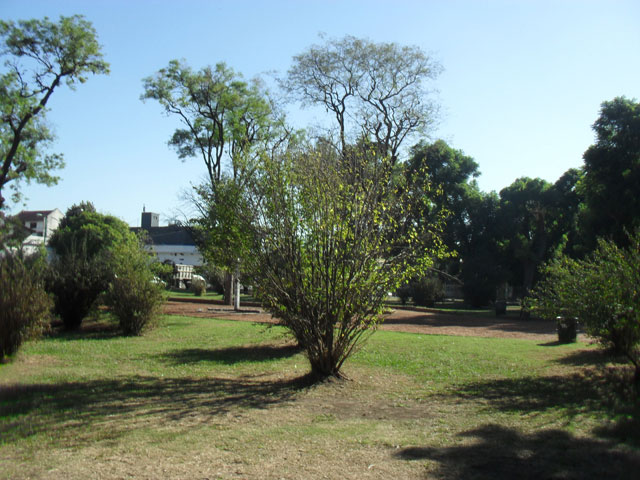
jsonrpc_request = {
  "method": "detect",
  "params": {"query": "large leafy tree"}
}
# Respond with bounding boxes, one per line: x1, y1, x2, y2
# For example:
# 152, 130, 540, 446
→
0, 15, 109, 210
460, 190, 505, 307
581, 96, 640, 249
141, 60, 276, 186
141, 60, 278, 305
235, 36, 444, 379
498, 173, 581, 303
406, 140, 480, 271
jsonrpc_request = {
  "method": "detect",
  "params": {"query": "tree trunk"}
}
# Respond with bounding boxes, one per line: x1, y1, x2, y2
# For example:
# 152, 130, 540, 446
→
223, 271, 234, 305
234, 274, 240, 311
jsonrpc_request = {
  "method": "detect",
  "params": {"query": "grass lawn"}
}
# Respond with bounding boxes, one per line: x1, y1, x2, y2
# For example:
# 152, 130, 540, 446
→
166, 290, 258, 303
1, 314, 639, 479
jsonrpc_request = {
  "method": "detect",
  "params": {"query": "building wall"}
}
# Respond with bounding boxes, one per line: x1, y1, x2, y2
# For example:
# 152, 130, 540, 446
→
146, 244, 203, 266
21, 209, 63, 240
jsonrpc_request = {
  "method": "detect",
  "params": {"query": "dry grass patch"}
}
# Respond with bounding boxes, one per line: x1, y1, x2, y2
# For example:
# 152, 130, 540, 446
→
1, 314, 640, 479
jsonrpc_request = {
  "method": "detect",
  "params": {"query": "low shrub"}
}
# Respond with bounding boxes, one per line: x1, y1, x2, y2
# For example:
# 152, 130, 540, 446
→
105, 241, 165, 335
411, 275, 445, 307
0, 252, 52, 361
47, 248, 109, 330
527, 233, 640, 385
396, 283, 412, 306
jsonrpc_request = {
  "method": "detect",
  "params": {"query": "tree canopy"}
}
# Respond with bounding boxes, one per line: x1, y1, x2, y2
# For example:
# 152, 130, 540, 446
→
49, 203, 135, 258
228, 36, 446, 378
0, 15, 109, 210
141, 60, 276, 187
285, 35, 441, 164
581, 96, 640, 248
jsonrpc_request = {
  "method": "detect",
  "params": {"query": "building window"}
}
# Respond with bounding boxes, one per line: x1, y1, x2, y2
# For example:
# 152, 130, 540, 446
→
30, 222, 37, 229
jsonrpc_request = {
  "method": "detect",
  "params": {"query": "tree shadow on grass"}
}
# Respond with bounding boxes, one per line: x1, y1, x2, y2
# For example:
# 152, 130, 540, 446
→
0, 372, 314, 444
161, 343, 303, 366
396, 423, 640, 480
46, 317, 122, 341
449, 366, 640, 446
555, 347, 629, 367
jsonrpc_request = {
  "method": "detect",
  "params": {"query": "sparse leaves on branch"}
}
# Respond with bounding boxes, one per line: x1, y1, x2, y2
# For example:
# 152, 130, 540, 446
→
242, 143, 446, 378
0, 15, 109, 210
285, 35, 441, 163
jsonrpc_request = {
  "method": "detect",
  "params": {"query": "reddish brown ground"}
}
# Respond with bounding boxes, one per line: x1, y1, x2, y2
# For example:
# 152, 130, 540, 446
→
163, 300, 581, 342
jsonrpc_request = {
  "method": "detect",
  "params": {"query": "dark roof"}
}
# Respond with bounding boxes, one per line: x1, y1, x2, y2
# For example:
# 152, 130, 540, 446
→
17, 210, 55, 222
131, 225, 196, 246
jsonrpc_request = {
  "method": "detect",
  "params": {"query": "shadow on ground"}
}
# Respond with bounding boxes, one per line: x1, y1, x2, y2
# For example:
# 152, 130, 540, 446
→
0, 372, 314, 444
161, 343, 303, 366
46, 318, 122, 341
396, 423, 640, 480
449, 361, 640, 447
383, 313, 559, 336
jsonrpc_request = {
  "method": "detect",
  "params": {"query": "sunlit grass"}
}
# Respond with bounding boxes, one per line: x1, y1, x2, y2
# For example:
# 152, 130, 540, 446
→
1, 314, 638, 479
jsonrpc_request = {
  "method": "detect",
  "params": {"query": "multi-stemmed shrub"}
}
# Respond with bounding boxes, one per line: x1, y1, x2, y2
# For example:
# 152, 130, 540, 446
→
527, 232, 640, 386
0, 251, 52, 361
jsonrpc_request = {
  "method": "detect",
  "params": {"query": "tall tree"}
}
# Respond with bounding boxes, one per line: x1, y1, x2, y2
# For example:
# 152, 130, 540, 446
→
498, 173, 581, 304
232, 36, 445, 379
141, 60, 278, 305
0, 15, 109, 210
460, 190, 505, 307
285, 35, 441, 163
406, 140, 481, 273
141, 60, 275, 187
581, 96, 640, 249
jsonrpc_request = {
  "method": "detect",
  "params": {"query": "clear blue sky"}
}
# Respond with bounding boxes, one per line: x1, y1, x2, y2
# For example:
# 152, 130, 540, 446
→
3, 0, 639, 226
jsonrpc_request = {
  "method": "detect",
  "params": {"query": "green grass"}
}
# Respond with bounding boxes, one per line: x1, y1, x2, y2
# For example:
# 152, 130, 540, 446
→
1, 314, 639, 479
166, 290, 258, 302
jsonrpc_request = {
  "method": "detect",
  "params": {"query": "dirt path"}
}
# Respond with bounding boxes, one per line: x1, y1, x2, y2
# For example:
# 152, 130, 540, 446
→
163, 301, 580, 342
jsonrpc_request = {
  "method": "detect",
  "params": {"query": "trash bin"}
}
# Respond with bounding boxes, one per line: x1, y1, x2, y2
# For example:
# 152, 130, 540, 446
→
556, 316, 577, 343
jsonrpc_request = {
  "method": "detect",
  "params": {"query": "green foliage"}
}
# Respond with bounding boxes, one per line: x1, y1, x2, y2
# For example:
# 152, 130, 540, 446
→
396, 283, 413, 306
149, 260, 173, 287
47, 205, 139, 330
0, 251, 52, 361
581, 96, 640, 250
194, 263, 225, 293
191, 178, 252, 277
0, 211, 30, 249
410, 275, 445, 307
143, 59, 281, 305
528, 232, 640, 382
398, 274, 445, 307
105, 239, 165, 335
243, 144, 445, 378
0, 15, 109, 209
49, 205, 135, 258
46, 243, 110, 330
497, 173, 582, 301
141, 59, 275, 188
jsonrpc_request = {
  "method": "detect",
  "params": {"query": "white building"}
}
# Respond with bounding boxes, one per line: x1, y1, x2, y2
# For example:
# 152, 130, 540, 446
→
16, 208, 63, 255
132, 210, 203, 266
